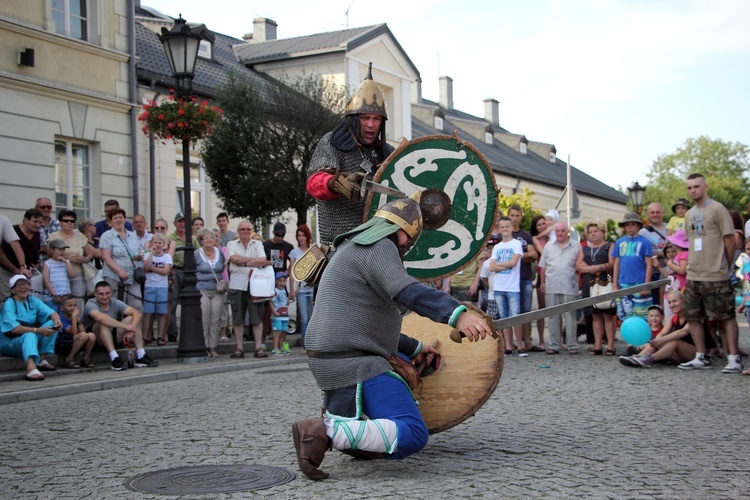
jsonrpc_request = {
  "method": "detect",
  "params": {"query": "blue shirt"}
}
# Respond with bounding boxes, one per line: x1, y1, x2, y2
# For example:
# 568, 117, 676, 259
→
0, 296, 55, 336
613, 235, 652, 284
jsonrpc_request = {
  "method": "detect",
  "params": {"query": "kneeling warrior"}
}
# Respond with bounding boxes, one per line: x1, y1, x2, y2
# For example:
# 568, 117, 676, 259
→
293, 195, 494, 480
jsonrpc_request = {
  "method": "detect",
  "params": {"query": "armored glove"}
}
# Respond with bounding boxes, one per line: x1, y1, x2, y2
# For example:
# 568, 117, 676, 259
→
328, 171, 366, 202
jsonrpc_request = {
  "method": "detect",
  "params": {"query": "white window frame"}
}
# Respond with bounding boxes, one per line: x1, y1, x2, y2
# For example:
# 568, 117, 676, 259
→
434, 116, 443, 131
51, 0, 89, 41
198, 39, 212, 60
54, 139, 92, 219
175, 159, 206, 219
519, 142, 527, 155
484, 132, 493, 145
549, 152, 556, 163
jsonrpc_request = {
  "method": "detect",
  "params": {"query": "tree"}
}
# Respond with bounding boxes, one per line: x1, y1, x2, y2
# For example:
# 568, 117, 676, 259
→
644, 136, 750, 213
496, 186, 542, 231
201, 72, 347, 225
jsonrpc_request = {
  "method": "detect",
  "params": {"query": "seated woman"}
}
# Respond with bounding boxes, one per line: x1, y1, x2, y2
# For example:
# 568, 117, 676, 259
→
0, 274, 63, 381
619, 290, 714, 368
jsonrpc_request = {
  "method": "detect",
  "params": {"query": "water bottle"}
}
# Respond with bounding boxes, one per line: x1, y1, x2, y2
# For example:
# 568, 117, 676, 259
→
615, 298, 624, 320
127, 347, 135, 369
621, 296, 634, 318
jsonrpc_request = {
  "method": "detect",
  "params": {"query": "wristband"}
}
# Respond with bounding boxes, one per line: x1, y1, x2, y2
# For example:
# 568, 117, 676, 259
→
448, 305, 467, 328
34, 327, 37, 333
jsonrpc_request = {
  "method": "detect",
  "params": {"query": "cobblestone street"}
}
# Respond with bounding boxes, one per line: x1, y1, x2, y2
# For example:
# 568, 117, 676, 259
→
2, 336, 750, 498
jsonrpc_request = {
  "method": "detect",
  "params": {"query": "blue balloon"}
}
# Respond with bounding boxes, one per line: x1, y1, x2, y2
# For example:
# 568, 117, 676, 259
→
620, 317, 651, 346
735, 295, 743, 308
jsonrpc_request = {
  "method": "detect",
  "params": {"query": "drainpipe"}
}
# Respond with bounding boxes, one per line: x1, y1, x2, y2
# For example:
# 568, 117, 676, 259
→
128, 0, 140, 214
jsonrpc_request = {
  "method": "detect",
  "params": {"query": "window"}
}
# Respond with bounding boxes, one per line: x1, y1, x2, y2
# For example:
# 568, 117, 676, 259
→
434, 116, 443, 131
198, 39, 212, 59
176, 160, 204, 219
549, 151, 556, 163
55, 140, 91, 219
484, 132, 493, 145
519, 142, 527, 155
52, 0, 88, 41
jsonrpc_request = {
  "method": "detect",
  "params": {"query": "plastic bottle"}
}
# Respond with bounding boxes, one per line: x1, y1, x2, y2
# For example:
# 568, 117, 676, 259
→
127, 346, 135, 369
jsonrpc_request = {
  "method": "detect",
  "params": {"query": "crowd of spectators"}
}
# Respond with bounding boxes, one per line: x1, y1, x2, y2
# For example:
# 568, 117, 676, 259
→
0, 198, 313, 380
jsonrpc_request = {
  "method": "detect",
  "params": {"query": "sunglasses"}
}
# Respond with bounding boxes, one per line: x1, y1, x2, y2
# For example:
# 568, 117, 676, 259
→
38, 205, 52, 209
61, 219, 76, 223
239, 228, 253, 232
155, 226, 167, 230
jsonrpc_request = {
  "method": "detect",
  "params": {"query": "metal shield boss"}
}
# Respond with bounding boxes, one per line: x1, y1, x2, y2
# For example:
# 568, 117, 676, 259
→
364, 134, 499, 280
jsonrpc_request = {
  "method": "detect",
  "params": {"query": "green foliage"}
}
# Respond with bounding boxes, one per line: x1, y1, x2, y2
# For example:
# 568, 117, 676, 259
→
644, 136, 750, 213
497, 186, 542, 231
201, 72, 347, 224
574, 219, 620, 242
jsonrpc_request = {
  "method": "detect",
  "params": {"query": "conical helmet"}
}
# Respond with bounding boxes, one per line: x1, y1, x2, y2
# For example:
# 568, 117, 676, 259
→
374, 192, 423, 239
346, 62, 388, 119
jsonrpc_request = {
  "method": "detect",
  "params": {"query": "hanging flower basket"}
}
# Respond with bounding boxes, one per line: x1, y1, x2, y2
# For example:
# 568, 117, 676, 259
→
138, 91, 223, 144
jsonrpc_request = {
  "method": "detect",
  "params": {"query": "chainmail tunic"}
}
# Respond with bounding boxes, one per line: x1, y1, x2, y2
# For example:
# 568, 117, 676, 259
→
308, 131, 394, 246
305, 237, 418, 390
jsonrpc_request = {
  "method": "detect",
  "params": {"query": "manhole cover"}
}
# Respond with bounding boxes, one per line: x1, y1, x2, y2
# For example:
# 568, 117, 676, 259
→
124, 464, 295, 494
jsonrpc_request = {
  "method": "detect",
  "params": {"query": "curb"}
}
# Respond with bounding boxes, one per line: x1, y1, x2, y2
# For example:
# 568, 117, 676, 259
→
0, 355, 308, 406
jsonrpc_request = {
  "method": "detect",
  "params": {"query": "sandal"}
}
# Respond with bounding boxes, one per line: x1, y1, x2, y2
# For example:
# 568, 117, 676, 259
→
529, 345, 546, 352
157, 338, 167, 346
60, 360, 81, 369
569, 349, 579, 355
25, 368, 44, 381
504, 349, 513, 356
37, 360, 56, 371
254, 348, 267, 358
589, 349, 603, 356
230, 350, 245, 358
605, 348, 616, 357
546, 349, 559, 355
80, 358, 93, 368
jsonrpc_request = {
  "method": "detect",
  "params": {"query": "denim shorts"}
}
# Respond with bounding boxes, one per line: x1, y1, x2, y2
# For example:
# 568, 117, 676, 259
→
143, 286, 168, 315
494, 291, 521, 319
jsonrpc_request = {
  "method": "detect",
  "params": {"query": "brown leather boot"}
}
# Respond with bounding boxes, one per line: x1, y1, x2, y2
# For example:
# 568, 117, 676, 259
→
292, 418, 331, 480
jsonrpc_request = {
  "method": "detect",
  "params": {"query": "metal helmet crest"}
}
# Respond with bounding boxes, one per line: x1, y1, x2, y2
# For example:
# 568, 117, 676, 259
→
346, 62, 388, 119
373, 192, 423, 240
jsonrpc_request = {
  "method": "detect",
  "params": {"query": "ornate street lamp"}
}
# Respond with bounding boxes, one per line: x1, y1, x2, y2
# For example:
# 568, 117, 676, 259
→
159, 16, 215, 362
627, 181, 646, 215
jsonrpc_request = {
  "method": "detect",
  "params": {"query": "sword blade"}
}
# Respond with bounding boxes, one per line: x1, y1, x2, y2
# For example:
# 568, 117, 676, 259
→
363, 179, 406, 198
492, 279, 669, 332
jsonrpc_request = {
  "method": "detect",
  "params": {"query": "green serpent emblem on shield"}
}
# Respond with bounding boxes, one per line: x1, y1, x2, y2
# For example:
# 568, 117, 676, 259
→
365, 134, 498, 280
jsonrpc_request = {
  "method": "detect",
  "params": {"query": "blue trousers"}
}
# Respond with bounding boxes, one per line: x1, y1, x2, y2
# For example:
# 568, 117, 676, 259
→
296, 289, 314, 340
361, 373, 429, 460
0, 331, 58, 364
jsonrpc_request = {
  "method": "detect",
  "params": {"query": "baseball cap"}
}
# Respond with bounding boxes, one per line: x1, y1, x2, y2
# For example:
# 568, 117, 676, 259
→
9, 274, 29, 288
275, 271, 288, 279
174, 212, 185, 222
273, 222, 286, 235
48, 239, 69, 250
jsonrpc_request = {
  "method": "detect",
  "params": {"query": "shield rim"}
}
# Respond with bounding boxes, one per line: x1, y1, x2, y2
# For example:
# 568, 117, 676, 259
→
363, 132, 499, 281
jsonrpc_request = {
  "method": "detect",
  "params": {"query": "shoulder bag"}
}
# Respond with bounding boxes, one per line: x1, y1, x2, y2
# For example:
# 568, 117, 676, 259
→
198, 249, 228, 294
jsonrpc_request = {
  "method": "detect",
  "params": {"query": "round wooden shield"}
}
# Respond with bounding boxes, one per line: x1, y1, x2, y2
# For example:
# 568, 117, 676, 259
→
364, 134, 499, 281
401, 311, 504, 434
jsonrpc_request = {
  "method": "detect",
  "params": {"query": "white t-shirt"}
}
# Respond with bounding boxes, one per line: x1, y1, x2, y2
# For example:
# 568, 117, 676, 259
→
479, 258, 494, 292
491, 239, 522, 292
144, 252, 173, 288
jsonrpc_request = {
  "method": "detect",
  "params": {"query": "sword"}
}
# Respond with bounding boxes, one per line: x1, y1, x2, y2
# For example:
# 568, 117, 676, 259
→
449, 279, 669, 343
359, 178, 406, 199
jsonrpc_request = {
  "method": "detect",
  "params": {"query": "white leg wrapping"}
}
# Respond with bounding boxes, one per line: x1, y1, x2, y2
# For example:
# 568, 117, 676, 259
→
324, 418, 398, 454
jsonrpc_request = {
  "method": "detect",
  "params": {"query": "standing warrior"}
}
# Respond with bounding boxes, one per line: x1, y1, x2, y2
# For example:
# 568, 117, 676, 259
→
292, 195, 495, 480
306, 63, 393, 246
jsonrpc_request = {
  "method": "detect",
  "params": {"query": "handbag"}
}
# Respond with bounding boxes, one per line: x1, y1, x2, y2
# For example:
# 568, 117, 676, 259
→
198, 249, 228, 294
591, 274, 615, 310
118, 235, 146, 285
250, 265, 276, 302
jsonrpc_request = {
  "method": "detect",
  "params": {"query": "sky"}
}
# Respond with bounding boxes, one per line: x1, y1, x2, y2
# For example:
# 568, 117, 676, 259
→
143, 0, 750, 191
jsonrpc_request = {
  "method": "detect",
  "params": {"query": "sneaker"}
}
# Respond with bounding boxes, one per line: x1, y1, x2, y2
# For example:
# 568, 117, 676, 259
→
517, 349, 529, 358
134, 354, 159, 368
721, 355, 744, 374
272, 349, 283, 356
281, 348, 292, 355
632, 354, 653, 368
625, 345, 638, 356
111, 356, 126, 371
282, 341, 290, 351
678, 354, 712, 370
618, 355, 638, 367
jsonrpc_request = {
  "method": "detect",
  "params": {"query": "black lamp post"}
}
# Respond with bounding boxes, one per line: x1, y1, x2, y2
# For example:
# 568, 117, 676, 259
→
627, 181, 646, 215
159, 16, 215, 362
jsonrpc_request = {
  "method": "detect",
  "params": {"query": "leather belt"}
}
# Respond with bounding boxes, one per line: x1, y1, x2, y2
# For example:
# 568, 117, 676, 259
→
306, 349, 371, 359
